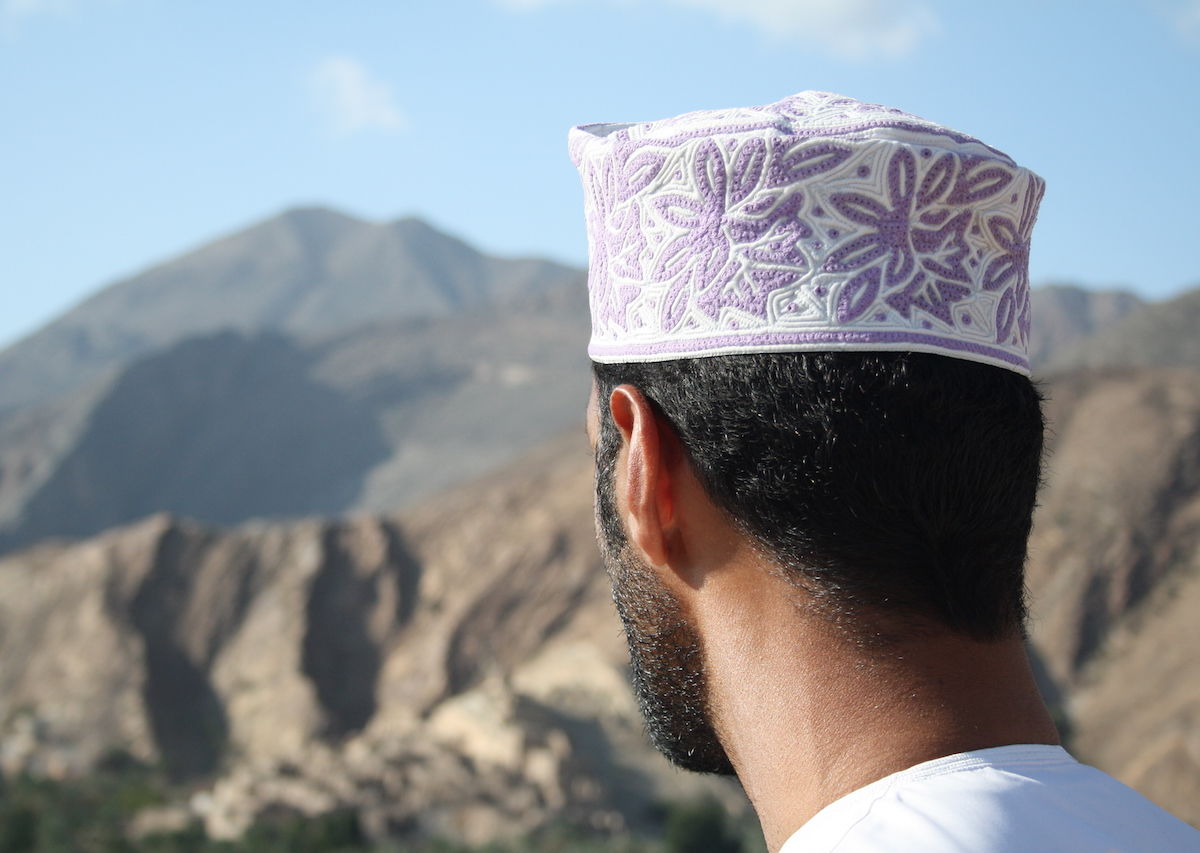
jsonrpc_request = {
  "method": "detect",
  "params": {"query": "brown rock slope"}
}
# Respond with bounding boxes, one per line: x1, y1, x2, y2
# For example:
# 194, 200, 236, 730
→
0, 433, 738, 845
1068, 553, 1200, 827
1027, 366, 1200, 825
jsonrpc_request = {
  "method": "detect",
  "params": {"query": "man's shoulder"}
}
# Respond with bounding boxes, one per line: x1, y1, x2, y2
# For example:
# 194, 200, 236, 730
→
780, 745, 1200, 853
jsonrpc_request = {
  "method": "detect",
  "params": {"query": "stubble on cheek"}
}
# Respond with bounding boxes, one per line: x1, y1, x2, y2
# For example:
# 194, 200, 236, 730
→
595, 469, 735, 775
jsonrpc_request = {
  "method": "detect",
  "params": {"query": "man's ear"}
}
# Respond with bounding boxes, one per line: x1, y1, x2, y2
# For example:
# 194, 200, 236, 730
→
608, 385, 678, 568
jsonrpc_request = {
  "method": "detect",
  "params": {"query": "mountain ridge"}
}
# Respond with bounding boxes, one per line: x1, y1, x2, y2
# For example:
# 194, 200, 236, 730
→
0, 292, 591, 554
0, 207, 579, 413
1028, 283, 1145, 367
1043, 286, 1200, 373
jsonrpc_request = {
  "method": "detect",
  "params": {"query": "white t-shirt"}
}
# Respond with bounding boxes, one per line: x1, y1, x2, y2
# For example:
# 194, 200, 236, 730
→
779, 744, 1199, 852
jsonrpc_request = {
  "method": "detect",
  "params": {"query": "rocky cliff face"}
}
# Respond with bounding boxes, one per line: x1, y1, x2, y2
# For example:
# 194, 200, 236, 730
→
0, 434, 737, 845
1028, 368, 1200, 686
1067, 551, 1200, 827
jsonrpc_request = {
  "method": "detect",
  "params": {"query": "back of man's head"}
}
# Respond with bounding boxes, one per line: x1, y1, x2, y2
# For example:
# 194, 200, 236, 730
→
592, 351, 1044, 644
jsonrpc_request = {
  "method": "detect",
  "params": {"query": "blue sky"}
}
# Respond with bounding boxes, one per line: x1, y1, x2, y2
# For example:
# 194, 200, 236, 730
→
2, 0, 1198, 350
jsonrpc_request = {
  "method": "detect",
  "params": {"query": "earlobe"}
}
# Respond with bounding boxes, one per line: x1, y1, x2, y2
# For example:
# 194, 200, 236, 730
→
609, 386, 676, 568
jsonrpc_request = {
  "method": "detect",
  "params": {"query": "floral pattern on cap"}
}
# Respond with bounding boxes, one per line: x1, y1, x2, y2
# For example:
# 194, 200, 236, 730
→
569, 91, 1045, 375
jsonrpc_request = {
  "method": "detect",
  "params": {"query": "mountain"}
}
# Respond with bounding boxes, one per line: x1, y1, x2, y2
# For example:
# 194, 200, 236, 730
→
1028, 367, 1200, 685
1067, 542, 1200, 826
1028, 284, 1144, 368
0, 215, 1169, 557
0, 208, 581, 413
0, 434, 742, 846
0, 294, 591, 553
1, 332, 391, 546
1043, 286, 1200, 372
0, 213, 591, 554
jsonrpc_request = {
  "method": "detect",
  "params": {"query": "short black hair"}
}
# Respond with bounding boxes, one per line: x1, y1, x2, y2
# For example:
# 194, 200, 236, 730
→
592, 351, 1045, 643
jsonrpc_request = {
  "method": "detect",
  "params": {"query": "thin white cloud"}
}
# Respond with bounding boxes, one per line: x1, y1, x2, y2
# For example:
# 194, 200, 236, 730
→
310, 56, 406, 138
486, 0, 938, 59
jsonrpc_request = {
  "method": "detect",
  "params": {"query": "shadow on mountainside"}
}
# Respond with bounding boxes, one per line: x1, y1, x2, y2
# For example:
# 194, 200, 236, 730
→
128, 524, 230, 781
303, 522, 424, 738
4, 332, 394, 551
101, 514, 426, 782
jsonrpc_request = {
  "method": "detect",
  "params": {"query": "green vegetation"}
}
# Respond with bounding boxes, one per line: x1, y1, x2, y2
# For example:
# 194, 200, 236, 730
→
664, 798, 751, 853
0, 761, 764, 853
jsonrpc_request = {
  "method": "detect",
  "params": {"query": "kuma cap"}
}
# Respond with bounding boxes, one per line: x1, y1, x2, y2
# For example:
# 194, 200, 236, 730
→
569, 91, 1044, 375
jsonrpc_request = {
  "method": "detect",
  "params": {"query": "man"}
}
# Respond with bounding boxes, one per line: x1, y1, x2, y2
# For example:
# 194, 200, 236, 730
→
569, 92, 1199, 852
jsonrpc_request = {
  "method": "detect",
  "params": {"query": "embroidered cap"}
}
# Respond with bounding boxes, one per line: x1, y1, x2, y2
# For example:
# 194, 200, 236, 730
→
569, 91, 1044, 375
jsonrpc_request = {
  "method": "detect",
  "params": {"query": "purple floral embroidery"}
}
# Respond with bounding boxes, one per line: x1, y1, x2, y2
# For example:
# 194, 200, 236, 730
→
884, 272, 971, 325
983, 174, 1045, 346
650, 138, 849, 331
570, 91, 1044, 375
823, 148, 1012, 325
585, 136, 667, 331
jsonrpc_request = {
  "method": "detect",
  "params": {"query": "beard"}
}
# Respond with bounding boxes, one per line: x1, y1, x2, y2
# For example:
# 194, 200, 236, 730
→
594, 426, 736, 776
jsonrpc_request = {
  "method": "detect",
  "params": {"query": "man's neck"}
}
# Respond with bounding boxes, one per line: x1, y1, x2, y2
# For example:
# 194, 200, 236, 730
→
696, 577, 1061, 853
